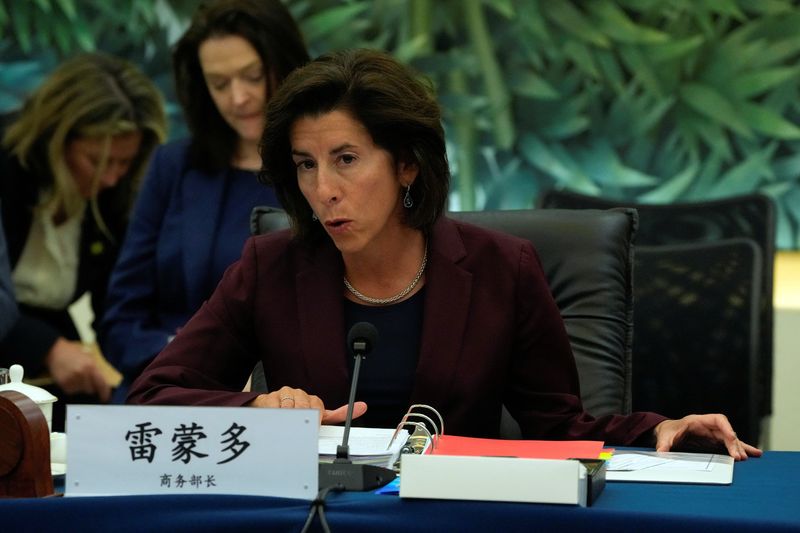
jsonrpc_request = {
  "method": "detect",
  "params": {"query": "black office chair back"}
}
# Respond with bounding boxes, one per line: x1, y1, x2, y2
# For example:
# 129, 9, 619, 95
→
448, 209, 636, 419
633, 238, 762, 443
540, 190, 774, 444
250, 206, 291, 235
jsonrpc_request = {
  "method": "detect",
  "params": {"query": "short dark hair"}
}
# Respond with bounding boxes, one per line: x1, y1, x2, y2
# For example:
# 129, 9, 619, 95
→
173, 0, 309, 173
260, 48, 450, 242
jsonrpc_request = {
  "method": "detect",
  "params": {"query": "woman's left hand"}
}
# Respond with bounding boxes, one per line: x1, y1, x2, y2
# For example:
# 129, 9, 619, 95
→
653, 414, 763, 461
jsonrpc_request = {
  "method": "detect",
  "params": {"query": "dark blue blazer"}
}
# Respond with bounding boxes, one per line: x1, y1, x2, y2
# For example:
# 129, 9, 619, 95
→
0, 214, 17, 341
99, 140, 279, 400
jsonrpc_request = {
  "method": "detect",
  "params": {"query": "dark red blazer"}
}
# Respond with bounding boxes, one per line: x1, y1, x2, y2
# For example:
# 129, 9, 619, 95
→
128, 217, 665, 445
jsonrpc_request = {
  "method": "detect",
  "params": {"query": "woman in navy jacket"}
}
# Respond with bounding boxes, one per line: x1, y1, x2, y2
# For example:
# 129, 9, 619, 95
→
99, 0, 310, 402
128, 49, 760, 458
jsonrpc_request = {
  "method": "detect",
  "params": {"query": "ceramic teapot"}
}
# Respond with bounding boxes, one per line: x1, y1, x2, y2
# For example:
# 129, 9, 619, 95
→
0, 364, 58, 431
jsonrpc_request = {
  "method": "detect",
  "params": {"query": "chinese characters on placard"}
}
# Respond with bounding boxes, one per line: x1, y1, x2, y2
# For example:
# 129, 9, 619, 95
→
125, 421, 251, 489
159, 473, 216, 489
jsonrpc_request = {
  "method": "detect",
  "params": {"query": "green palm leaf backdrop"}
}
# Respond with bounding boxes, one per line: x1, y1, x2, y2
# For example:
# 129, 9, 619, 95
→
2, 0, 799, 247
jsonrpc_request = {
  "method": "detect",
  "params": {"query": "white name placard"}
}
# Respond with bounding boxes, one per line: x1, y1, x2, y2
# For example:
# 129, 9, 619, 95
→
65, 405, 318, 500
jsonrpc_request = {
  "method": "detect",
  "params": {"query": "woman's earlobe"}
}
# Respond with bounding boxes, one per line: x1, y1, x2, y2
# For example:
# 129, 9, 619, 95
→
397, 159, 419, 182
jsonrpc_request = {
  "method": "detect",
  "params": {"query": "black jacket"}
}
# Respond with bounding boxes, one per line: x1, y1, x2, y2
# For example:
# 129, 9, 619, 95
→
0, 145, 127, 373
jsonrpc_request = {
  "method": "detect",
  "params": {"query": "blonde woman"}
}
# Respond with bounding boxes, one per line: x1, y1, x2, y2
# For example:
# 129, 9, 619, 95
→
0, 52, 167, 429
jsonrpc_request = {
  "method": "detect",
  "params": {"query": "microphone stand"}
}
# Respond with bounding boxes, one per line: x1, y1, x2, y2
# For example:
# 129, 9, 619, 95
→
335, 343, 363, 462
318, 324, 396, 491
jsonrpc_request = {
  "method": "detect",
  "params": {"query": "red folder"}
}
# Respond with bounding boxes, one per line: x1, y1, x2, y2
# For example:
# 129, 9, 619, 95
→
430, 435, 607, 460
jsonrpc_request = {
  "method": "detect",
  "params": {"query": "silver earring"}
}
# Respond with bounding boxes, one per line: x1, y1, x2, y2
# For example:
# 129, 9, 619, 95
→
312, 212, 318, 221
403, 185, 413, 209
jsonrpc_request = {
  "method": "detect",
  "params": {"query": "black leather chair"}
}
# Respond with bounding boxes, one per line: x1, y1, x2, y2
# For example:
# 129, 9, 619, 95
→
250, 206, 637, 427
540, 189, 774, 444
446, 209, 637, 418
249, 205, 291, 236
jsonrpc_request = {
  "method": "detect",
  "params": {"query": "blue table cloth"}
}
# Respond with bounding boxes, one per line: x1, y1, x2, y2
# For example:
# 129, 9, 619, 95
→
4, 451, 799, 532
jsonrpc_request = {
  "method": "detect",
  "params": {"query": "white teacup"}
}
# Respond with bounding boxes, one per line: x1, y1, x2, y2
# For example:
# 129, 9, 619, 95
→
0, 364, 58, 431
50, 432, 67, 465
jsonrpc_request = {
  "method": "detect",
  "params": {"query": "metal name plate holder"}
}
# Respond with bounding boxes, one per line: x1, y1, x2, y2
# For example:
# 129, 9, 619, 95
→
66, 405, 318, 500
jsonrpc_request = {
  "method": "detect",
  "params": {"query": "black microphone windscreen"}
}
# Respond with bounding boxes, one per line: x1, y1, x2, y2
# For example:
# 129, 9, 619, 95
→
347, 321, 379, 357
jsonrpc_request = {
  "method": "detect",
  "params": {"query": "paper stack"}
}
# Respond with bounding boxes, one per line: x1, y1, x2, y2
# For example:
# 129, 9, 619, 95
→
606, 450, 734, 484
318, 426, 410, 469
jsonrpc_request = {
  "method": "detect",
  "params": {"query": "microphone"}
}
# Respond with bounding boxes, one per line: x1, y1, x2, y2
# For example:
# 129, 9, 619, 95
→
318, 322, 397, 491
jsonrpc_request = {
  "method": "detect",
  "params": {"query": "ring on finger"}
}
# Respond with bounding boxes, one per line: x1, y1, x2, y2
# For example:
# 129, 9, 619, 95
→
280, 395, 294, 403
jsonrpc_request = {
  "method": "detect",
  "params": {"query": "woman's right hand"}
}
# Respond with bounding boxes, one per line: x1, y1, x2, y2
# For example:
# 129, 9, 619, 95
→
246, 386, 368, 424
45, 337, 111, 402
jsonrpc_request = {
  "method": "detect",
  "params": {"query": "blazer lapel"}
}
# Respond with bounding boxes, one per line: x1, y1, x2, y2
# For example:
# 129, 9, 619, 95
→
412, 218, 472, 409
295, 240, 351, 406
182, 168, 227, 311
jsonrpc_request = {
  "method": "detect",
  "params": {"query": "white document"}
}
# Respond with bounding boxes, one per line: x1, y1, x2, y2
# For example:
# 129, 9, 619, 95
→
66, 405, 319, 499
606, 450, 734, 484
318, 425, 409, 468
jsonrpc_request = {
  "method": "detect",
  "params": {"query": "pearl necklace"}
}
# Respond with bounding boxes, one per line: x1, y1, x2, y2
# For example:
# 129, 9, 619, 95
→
343, 247, 428, 305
